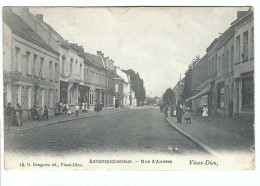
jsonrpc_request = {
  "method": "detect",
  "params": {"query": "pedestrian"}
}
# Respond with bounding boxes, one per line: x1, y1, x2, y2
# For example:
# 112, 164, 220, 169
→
31, 105, 35, 121
54, 103, 59, 116
84, 102, 88, 113
75, 103, 80, 117
170, 103, 174, 117
4, 103, 13, 131
42, 106, 49, 120
63, 103, 68, 115
202, 105, 209, 121
164, 103, 169, 118
12, 106, 19, 126
82, 102, 85, 113
176, 104, 183, 123
34, 105, 41, 122
16, 103, 23, 126
184, 106, 192, 124
67, 107, 72, 116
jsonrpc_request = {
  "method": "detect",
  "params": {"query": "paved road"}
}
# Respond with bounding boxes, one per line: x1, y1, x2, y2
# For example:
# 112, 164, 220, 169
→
5, 107, 205, 155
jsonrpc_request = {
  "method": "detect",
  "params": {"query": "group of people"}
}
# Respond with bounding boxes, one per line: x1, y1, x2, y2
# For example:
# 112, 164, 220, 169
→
160, 101, 209, 124
4, 102, 23, 131
4, 101, 91, 131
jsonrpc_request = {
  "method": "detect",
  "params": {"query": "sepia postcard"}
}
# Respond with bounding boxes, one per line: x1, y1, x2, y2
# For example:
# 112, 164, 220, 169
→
2, 6, 255, 171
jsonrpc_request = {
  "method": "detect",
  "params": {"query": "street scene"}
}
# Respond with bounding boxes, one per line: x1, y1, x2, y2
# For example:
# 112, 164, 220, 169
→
2, 7, 254, 170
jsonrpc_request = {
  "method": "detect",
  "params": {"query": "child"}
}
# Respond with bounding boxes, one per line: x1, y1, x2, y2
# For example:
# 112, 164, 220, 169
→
67, 108, 72, 116
184, 106, 191, 124
202, 105, 209, 121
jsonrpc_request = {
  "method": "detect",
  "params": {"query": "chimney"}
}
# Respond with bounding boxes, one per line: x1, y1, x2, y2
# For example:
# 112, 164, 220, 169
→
78, 46, 84, 53
237, 11, 247, 20
36, 14, 43, 21
97, 50, 104, 57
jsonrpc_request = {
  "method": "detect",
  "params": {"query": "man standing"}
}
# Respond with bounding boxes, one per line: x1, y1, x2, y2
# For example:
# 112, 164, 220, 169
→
16, 103, 23, 126
5, 103, 13, 131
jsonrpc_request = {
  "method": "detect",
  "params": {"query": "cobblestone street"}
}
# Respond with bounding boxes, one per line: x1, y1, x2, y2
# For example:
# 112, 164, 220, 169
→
4, 107, 205, 156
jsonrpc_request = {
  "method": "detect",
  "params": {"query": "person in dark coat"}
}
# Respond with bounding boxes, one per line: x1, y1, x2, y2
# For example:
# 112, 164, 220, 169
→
176, 104, 183, 123
5, 103, 13, 131
164, 104, 169, 118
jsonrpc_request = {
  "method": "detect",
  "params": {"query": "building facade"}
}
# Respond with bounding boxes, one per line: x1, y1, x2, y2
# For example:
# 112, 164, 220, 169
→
3, 8, 60, 118
232, 10, 254, 117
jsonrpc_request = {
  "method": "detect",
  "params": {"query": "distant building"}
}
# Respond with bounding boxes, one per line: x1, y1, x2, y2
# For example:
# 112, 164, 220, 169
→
114, 67, 132, 108
186, 55, 209, 112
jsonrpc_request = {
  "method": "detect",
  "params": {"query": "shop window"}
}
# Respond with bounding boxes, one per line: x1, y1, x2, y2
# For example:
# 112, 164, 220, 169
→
218, 84, 225, 109
242, 76, 254, 109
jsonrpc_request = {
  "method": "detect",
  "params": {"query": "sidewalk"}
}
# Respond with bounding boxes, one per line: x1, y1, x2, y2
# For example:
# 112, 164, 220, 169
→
166, 112, 254, 154
4, 108, 125, 134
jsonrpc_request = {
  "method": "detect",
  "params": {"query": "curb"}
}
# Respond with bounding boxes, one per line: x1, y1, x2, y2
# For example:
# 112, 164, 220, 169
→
165, 117, 220, 157
4, 114, 101, 134
4, 109, 129, 134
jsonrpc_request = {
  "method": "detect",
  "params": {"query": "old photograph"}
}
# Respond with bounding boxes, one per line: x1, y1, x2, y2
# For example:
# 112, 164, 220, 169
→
2, 6, 254, 170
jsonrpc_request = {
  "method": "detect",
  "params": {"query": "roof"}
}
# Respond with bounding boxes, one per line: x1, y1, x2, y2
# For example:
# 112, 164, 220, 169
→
116, 67, 129, 83
84, 52, 105, 69
3, 9, 58, 55
26, 9, 66, 44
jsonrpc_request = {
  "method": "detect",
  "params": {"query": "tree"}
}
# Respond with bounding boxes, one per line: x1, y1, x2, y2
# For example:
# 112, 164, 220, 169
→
182, 55, 200, 100
163, 88, 175, 105
123, 69, 146, 106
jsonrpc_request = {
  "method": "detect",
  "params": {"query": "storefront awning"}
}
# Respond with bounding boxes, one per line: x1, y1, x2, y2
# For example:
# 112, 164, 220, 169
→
186, 86, 210, 102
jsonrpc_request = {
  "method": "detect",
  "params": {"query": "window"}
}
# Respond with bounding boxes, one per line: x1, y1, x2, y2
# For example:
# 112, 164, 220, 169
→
26, 51, 31, 74
34, 54, 38, 76
70, 59, 73, 75
243, 31, 248, 61
61, 57, 65, 75
84, 68, 86, 82
49, 61, 53, 80
222, 54, 225, 73
226, 50, 229, 74
55, 63, 58, 81
15, 85, 21, 105
251, 27, 254, 58
115, 84, 119, 92
40, 57, 44, 78
208, 60, 211, 76
80, 64, 82, 78
218, 83, 225, 109
218, 57, 221, 73
231, 46, 234, 72
211, 57, 214, 75
215, 55, 217, 74
242, 76, 254, 109
236, 35, 241, 62
14, 47, 20, 71
76, 60, 78, 74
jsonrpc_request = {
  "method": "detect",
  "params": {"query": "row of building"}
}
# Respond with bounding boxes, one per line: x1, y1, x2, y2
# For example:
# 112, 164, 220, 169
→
3, 7, 137, 119
173, 8, 254, 118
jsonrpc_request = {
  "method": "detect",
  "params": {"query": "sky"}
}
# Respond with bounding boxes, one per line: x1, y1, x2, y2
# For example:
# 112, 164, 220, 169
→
30, 7, 248, 97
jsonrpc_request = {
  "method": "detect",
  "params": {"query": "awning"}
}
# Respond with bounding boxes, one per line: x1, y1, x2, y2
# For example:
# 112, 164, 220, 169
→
186, 86, 210, 102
